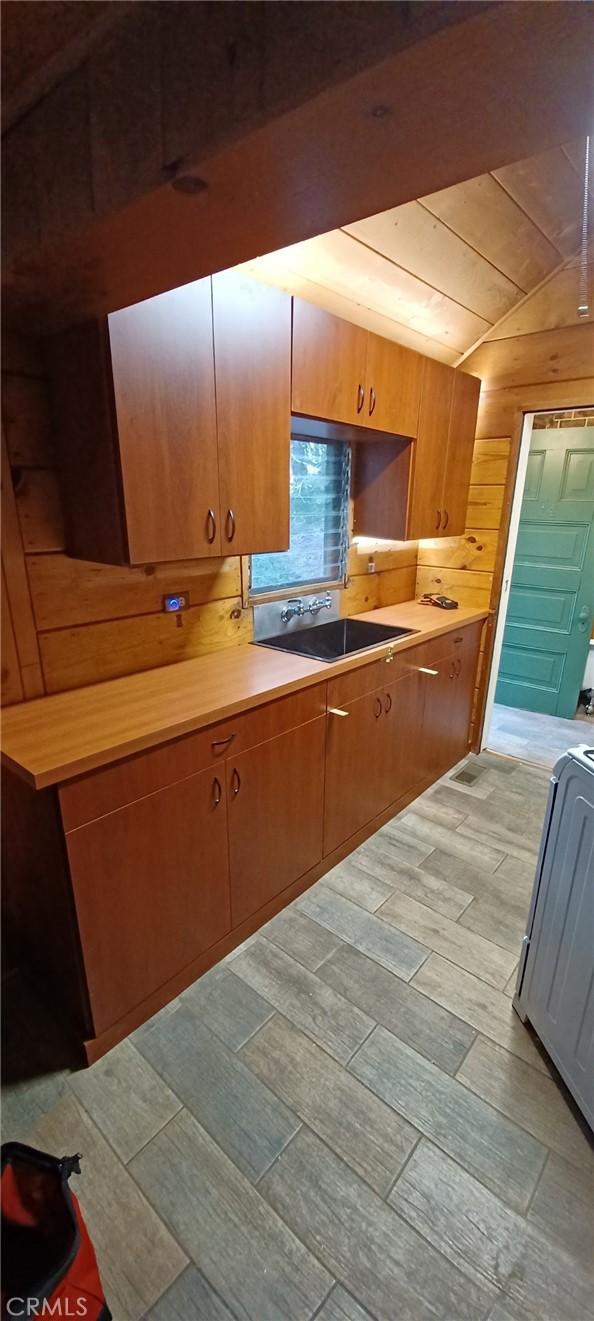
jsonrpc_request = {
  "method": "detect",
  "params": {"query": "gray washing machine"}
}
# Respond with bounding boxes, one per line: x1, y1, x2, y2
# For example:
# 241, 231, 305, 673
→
514, 745, 594, 1131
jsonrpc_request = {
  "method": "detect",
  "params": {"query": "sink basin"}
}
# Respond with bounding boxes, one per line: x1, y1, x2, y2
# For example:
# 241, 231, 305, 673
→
253, 617, 418, 662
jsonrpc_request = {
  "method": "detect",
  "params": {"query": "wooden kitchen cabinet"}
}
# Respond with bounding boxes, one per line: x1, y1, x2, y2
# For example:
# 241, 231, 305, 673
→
441, 370, 482, 536
49, 278, 221, 565
64, 763, 231, 1036
324, 688, 393, 854
292, 300, 422, 438
407, 357, 455, 540
49, 273, 291, 564
227, 716, 326, 925
292, 299, 368, 426
212, 270, 291, 555
364, 334, 423, 437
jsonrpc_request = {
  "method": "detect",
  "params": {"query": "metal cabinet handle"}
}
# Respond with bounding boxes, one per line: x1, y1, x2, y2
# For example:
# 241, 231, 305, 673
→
369, 386, 376, 416
225, 508, 236, 542
443, 509, 449, 530
329, 707, 349, 717
356, 383, 365, 414
384, 692, 392, 714
206, 508, 217, 544
212, 776, 222, 807
455, 657, 462, 677
374, 695, 382, 718
449, 660, 456, 678
435, 510, 442, 530
211, 733, 235, 751
418, 666, 438, 676
231, 767, 241, 796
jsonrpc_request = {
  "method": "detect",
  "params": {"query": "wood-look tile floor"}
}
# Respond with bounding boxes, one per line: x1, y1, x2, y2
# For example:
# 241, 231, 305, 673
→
3, 753, 594, 1321
488, 703, 593, 770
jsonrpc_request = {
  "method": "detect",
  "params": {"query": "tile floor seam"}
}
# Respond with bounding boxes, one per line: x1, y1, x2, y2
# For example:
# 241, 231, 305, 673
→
254, 1120, 304, 1188
63, 1068, 185, 1172
373, 900, 517, 995
382, 1130, 423, 1204
256, 1119, 502, 1316
452, 1066, 567, 1180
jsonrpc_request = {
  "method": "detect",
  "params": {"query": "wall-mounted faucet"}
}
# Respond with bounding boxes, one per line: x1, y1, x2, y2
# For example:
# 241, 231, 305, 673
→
281, 593, 332, 624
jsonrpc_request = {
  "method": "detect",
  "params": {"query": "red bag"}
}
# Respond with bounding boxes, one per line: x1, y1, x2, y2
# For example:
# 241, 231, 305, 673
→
1, 1142, 111, 1320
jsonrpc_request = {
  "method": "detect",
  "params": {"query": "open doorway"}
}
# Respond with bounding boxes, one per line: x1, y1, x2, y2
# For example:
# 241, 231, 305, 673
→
483, 407, 594, 769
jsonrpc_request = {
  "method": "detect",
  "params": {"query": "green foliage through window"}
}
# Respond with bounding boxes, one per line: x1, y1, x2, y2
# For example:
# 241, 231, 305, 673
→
251, 439, 350, 595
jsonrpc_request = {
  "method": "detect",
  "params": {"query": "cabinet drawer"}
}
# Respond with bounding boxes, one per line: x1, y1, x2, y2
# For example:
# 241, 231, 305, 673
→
60, 684, 327, 829
328, 658, 390, 706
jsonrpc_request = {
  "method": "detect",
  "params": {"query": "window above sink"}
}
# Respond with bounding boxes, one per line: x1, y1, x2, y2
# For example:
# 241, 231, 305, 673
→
250, 433, 351, 601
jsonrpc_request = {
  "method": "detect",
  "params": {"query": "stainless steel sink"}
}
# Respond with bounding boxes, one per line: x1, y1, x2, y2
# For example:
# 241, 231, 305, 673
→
252, 617, 418, 662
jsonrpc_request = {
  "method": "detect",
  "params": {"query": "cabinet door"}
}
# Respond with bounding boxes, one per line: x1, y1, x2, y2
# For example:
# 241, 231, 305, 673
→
406, 358, 455, 540
384, 667, 427, 805
65, 765, 231, 1035
212, 271, 291, 555
227, 717, 326, 925
364, 335, 423, 437
450, 636, 480, 761
292, 299, 368, 426
416, 651, 458, 784
109, 278, 220, 563
324, 690, 390, 854
442, 371, 480, 536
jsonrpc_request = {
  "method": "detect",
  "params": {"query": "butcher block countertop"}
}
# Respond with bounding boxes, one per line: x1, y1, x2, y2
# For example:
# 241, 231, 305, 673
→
1, 601, 488, 790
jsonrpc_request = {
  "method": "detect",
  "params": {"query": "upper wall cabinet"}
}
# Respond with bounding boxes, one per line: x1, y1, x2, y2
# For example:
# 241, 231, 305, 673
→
292, 300, 368, 427
212, 271, 291, 557
292, 300, 423, 438
48, 274, 291, 565
354, 358, 481, 542
402, 361, 480, 540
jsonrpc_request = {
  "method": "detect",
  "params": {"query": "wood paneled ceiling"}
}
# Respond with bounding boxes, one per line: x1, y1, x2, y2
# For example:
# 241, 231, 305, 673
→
240, 140, 593, 366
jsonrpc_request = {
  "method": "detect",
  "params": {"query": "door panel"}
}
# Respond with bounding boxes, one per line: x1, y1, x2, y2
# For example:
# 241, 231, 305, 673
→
292, 300, 368, 426
497, 428, 594, 717
384, 669, 426, 803
442, 370, 481, 535
417, 653, 458, 782
364, 335, 423, 437
66, 765, 231, 1035
109, 279, 221, 562
407, 358, 455, 539
324, 691, 389, 854
228, 718, 325, 925
213, 271, 291, 555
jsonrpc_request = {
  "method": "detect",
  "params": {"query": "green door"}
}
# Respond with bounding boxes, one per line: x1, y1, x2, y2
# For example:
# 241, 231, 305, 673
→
496, 427, 594, 718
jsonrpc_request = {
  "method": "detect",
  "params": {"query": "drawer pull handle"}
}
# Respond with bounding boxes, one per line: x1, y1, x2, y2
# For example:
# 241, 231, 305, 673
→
329, 707, 349, 717
374, 696, 382, 718
211, 733, 235, 750
436, 510, 441, 530
418, 666, 438, 676
357, 383, 365, 414
225, 508, 236, 542
206, 508, 217, 543
443, 509, 449, 530
212, 776, 222, 807
231, 767, 241, 796
369, 386, 376, 416
384, 692, 392, 714
456, 657, 462, 677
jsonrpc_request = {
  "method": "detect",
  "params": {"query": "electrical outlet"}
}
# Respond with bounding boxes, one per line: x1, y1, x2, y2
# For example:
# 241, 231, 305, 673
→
163, 593, 189, 613
367, 556, 376, 574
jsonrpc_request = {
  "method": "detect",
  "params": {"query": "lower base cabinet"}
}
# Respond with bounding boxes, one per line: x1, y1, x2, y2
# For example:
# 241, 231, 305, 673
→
2, 621, 483, 1060
64, 764, 231, 1036
228, 717, 326, 926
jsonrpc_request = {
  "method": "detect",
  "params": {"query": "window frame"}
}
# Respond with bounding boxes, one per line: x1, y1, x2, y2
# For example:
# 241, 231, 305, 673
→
247, 437, 352, 605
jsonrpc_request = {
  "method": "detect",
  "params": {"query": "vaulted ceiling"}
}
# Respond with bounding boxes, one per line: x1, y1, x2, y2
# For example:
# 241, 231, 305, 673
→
240, 139, 593, 366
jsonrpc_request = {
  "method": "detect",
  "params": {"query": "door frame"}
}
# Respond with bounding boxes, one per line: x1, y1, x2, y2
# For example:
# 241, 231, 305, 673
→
481, 408, 594, 747
481, 411, 534, 747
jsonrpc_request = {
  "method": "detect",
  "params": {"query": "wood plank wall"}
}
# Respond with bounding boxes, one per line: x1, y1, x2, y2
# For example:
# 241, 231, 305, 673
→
416, 320, 594, 743
0, 334, 416, 703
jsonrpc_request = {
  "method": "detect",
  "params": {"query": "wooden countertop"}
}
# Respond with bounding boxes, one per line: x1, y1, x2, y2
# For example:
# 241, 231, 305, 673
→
1, 601, 488, 789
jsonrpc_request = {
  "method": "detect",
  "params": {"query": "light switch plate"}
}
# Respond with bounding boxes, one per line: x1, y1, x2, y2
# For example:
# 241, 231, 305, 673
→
163, 593, 189, 613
